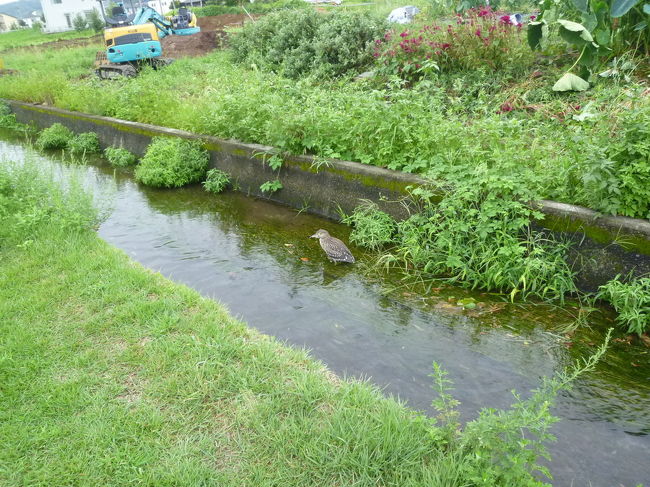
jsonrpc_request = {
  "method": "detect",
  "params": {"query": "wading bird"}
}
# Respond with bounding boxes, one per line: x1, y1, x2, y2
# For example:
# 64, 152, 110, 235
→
310, 229, 355, 264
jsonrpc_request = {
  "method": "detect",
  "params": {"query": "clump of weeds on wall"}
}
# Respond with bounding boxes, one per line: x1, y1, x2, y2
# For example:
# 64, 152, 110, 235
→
104, 147, 137, 167
35, 123, 74, 151
361, 165, 577, 301
135, 137, 209, 188
203, 168, 231, 194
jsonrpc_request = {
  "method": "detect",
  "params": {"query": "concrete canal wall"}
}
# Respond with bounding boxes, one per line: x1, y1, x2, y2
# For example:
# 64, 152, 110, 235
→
5, 99, 650, 291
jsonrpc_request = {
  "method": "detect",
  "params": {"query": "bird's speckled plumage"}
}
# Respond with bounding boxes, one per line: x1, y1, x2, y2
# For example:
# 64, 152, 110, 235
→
310, 229, 355, 263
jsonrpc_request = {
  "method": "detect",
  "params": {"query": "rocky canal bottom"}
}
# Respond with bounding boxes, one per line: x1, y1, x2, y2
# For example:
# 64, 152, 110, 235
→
1, 132, 649, 486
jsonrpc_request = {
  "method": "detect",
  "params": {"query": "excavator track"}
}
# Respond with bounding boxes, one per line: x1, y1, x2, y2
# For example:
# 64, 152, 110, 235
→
96, 63, 137, 79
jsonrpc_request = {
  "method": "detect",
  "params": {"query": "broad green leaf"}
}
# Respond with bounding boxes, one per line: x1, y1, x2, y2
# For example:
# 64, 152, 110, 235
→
595, 28, 611, 46
644, 3, 650, 14
581, 11, 597, 31
553, 72, 590, 91
572, 0, 589, 12
558, 19, 594, 45
527, 21, 545, 50
611, 0, 642, 17
579, 43, 598, 67
544, 6, 558, 23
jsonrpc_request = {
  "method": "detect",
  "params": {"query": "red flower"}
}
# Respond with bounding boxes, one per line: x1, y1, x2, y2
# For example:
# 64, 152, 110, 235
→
500, 15, 512, 25
497, 102, 514, 113
441, 43, 451, 49
475, 28, 482, 37
530, 15, 536, 21
400, 31, 409, 38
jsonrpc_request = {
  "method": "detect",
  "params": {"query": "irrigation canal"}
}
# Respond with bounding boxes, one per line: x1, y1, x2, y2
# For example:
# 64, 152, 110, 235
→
2, 132, 649, 486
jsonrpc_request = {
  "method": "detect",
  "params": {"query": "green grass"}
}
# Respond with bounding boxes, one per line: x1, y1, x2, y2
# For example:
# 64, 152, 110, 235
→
0, 28, 97, 52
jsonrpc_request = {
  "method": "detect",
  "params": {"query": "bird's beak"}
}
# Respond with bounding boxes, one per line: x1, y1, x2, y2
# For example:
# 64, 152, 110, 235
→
309, 234, 318, 238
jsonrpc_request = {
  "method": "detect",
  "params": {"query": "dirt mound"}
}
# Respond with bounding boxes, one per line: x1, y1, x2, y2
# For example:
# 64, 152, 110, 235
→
161, 29, 227, 58
161, 14, 259, 58
197, 13, 259, 31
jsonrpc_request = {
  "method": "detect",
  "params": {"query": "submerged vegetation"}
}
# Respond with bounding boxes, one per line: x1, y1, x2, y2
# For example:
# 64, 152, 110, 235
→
0, 154, 614, 486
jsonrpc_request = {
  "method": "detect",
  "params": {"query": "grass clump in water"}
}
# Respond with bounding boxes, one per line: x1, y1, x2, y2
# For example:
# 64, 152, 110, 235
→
105, 146, 137, 167
35, 122, 73, 150
203, 168, 230, 194
341, 200, 396, 251
135, 137, 208, 188
597, 276, 650, 335
68, 132, 100, 155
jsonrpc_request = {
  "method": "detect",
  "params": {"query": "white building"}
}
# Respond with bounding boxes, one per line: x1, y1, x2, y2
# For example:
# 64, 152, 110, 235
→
39, 0, 97, 33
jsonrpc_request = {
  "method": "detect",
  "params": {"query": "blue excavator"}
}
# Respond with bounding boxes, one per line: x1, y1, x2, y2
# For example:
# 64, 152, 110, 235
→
95, 1, 200, 79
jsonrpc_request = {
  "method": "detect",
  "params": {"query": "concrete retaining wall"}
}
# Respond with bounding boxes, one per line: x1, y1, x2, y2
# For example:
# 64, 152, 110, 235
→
6, 100, 650, 291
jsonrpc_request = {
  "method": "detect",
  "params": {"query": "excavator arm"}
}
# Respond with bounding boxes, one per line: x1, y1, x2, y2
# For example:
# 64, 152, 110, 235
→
131, 6, 199, 39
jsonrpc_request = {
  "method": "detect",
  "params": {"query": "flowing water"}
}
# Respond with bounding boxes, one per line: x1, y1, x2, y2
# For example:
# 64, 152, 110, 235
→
2, 131, 649, 486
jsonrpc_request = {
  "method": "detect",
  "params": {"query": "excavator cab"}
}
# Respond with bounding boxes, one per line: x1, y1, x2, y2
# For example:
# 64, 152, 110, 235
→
169, 7, 200, 35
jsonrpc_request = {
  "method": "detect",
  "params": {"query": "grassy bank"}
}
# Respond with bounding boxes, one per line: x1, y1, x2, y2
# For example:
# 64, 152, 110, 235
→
0, 154, 611, 485
0, 28, 97, 53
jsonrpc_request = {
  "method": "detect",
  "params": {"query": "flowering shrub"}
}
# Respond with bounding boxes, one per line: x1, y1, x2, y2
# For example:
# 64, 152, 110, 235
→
374, 7, 534, 82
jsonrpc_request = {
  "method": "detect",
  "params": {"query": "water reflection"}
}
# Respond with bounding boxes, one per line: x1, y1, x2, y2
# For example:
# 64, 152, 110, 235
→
1, 131, 648, 486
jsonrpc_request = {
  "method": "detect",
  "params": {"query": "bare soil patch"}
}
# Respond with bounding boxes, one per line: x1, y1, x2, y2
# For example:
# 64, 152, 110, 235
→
162, 14, 259, 58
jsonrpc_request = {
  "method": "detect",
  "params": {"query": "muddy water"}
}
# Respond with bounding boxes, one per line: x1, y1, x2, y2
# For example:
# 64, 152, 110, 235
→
2, 133, 649, 486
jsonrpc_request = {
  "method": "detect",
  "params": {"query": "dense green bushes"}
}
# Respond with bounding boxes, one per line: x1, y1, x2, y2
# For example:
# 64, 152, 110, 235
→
134, 137, 209, 188
578, 105, 650, 219
231, 9, 387, 78
35, 123, 100, 156
346, 170, 577, 301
